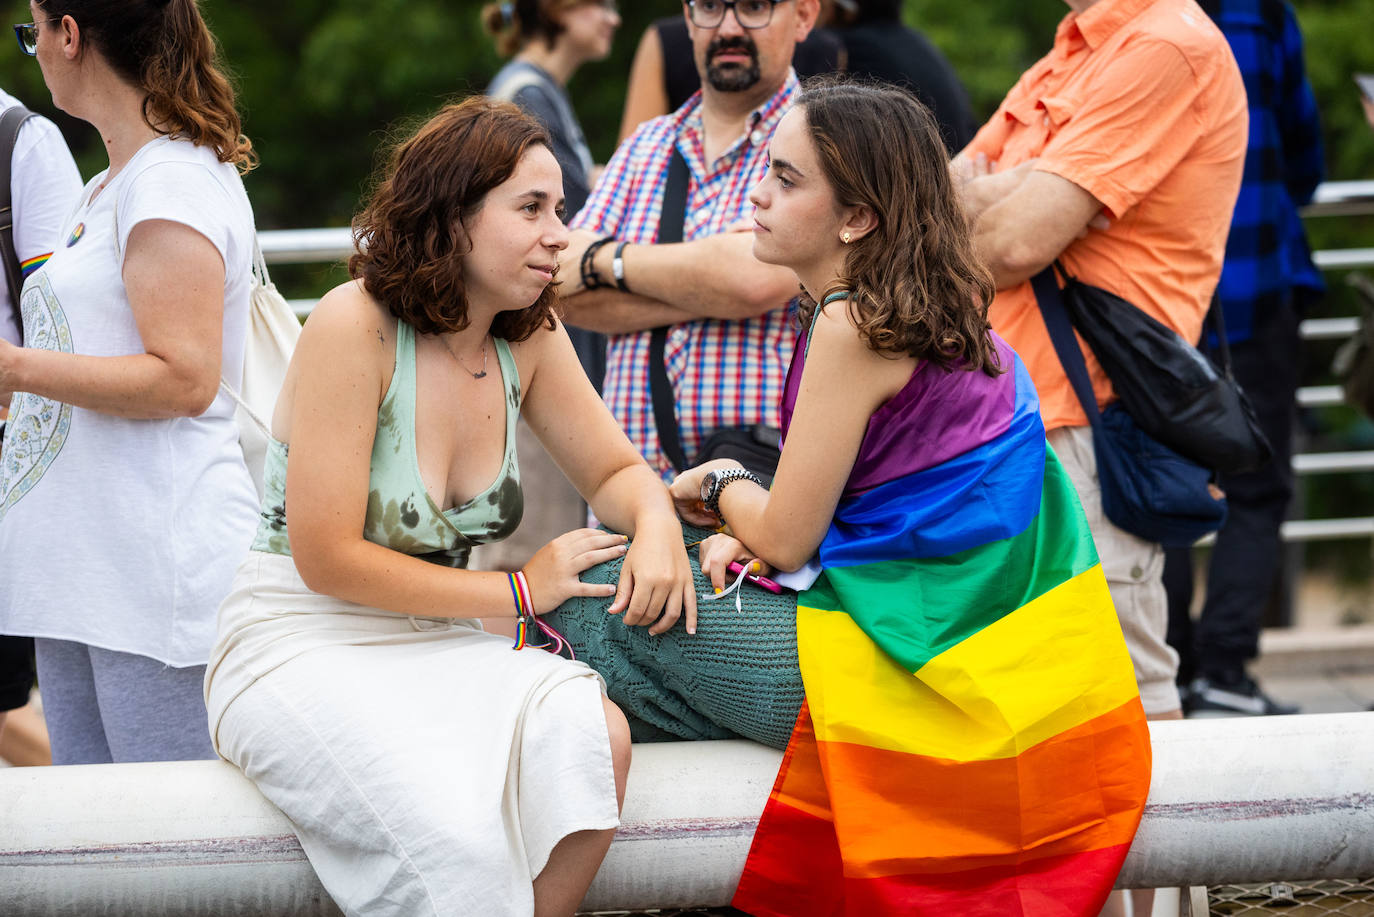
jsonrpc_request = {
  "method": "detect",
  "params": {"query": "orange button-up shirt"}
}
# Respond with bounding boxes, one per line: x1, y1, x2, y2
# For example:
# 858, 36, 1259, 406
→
966, 0, 1247, 430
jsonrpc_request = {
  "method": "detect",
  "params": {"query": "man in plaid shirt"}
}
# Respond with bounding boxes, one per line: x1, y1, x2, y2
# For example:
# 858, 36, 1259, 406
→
560, 0, 822, 480
1165, 0, 1325, 718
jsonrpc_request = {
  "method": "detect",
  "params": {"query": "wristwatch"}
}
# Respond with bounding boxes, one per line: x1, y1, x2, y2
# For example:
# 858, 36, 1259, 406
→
700, 468, 763, 518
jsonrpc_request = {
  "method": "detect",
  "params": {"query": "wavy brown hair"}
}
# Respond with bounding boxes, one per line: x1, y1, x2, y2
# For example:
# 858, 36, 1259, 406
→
796, 80, 1000, 376
349, 98, 559, 341
38, 0, 255, 172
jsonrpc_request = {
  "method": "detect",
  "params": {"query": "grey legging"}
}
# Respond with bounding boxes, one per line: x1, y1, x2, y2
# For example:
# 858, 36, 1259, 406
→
34, 638, 215, 765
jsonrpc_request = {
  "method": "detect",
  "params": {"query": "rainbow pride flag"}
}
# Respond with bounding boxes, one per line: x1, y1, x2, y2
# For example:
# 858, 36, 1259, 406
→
733, 346, 1151, 916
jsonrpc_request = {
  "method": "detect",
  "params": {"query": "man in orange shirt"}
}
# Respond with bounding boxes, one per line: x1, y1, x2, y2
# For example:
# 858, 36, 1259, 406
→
956, 0, 1247, 723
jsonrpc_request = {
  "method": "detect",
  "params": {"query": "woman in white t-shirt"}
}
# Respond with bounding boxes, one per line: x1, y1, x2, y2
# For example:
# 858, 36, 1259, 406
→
0, 0, 259, 763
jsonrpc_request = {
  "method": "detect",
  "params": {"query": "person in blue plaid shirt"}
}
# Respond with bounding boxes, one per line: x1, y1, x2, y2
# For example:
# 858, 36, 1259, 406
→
559, 0, 821, 481
1165, 0, 1325, 718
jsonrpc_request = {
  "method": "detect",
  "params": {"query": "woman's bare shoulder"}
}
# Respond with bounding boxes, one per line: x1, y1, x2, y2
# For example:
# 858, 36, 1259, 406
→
291, 280, 398, 394
302, 280, 393, 340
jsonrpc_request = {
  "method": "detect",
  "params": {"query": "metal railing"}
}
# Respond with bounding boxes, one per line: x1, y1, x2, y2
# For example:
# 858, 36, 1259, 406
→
256, 181, 1374, 545
1290, 181, 1374, 545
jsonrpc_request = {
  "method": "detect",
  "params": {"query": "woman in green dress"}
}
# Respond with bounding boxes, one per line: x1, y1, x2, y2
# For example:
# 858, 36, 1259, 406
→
205, 98, 694, 917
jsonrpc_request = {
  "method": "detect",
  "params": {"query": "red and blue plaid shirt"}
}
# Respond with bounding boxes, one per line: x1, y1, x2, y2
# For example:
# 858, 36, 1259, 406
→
571, 72, 801, 479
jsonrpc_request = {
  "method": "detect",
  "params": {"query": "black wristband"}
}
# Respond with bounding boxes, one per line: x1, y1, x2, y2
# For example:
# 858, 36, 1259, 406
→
580, 237, 614, 290
612, 241, 631, 293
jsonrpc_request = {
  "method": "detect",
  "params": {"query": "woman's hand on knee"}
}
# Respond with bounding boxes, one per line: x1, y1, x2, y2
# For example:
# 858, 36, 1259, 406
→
523, 529, 627, 615
610, 516, 697, 636
698, 534, 770, 594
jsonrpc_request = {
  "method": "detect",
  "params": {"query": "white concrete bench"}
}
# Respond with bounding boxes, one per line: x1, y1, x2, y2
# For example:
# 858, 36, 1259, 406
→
1, 713, 1371, 915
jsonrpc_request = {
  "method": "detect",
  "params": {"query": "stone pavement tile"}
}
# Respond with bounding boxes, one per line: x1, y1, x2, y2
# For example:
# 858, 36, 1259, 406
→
1328, 670, 1374, 709
1256, 672, 1367, 714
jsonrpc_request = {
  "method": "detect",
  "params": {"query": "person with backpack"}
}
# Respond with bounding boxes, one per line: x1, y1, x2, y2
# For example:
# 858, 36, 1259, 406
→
0, 86, 81, 751
0, 0, 259, 764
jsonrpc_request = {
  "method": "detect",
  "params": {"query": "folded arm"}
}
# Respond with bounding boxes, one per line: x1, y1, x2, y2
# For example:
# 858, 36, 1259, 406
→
967, 169, 1105, 289
558, 228, 799, 334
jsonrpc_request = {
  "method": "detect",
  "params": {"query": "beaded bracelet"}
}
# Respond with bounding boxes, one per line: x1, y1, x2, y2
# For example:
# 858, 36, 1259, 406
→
579, 237, 615, 291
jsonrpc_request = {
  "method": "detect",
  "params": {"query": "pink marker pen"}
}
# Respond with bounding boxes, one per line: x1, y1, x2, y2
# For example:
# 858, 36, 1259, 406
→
727, 561, 783, 594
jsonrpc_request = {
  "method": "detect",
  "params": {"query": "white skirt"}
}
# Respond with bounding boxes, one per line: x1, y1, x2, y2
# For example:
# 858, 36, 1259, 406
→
205, 552, 619, 917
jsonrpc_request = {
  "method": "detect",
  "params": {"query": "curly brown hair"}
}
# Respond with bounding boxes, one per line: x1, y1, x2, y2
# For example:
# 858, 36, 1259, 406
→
795, 79, 1001, 376
349, 98, 559, 341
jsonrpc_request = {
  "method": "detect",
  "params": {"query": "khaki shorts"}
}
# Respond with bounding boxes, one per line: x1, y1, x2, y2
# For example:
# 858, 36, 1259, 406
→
1048, 425, 1181, 715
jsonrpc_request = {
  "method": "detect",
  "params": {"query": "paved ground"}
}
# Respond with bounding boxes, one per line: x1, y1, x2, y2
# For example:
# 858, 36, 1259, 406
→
1258, 668, 1374, 713
1250, 624, 1374, 713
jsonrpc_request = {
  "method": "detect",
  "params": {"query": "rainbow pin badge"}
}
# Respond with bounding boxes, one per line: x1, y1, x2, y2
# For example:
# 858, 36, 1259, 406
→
66, 222, 85, 248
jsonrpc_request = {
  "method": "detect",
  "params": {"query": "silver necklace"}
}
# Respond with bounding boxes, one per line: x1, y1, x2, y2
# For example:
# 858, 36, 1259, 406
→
444, 334, 488, 380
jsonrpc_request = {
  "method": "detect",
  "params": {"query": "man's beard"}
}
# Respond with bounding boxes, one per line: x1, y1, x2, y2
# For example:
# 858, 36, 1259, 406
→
705, 36, 762, 92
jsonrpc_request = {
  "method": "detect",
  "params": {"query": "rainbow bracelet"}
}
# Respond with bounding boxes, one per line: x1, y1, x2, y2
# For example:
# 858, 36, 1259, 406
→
508, 571, 536, 650
507, 571, 575, 659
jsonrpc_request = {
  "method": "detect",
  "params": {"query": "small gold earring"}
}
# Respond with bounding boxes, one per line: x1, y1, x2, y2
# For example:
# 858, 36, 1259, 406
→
841, 231, 852, 244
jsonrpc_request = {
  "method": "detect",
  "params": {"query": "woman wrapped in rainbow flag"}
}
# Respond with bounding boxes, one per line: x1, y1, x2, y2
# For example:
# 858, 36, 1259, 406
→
663, 81, 1152, 916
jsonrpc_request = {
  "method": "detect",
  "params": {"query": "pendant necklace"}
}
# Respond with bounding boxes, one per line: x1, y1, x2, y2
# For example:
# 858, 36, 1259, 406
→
445, 334, 489, 380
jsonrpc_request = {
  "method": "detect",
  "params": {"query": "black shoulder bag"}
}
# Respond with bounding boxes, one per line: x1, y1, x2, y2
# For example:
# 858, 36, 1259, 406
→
0, 104, 34, 341
1032, 267, 1227, 547
648, 147, 783, 482
1047, 261, 1271, 475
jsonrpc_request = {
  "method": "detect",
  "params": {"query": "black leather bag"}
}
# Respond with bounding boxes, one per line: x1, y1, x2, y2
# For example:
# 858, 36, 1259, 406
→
692, 423, 783, 479
1049, 262, 1271, 476
1034, 269, 1227, 547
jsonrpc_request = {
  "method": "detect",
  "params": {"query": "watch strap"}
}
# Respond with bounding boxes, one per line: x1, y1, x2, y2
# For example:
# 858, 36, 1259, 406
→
704, 468, 762, 516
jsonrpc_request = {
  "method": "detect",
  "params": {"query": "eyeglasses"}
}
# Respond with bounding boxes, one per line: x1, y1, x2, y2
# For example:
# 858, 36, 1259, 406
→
13, 18, 60, 57
687, 0, 790, 30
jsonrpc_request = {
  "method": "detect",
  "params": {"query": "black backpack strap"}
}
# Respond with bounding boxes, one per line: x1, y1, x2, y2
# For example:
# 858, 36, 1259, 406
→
1030, 266, 1103, 430
649, 144, 691, 472
0, 105, 34, 334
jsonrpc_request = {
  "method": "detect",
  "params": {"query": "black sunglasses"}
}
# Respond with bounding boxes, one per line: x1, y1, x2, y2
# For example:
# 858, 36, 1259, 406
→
14, 18, 60, 57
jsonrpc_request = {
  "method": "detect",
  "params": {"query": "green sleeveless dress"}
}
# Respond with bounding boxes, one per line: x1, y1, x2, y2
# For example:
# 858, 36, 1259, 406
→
250, 320, 524, 567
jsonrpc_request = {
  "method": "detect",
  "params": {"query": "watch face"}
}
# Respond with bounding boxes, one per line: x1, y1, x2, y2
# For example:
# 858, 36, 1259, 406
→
700, 470, 718, 505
